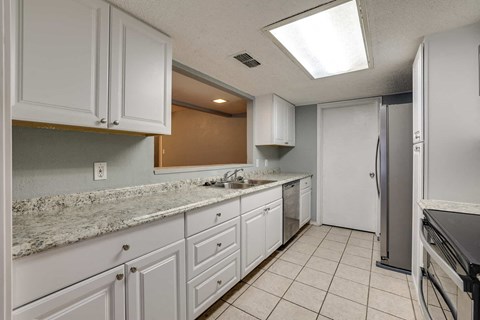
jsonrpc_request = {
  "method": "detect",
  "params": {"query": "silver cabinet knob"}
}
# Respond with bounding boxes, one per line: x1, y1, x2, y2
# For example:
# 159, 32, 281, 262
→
369, 172, 375, 178
100, 118, 107, 124
216, 213, 222, 217
285, 142, 289, 144
116, 274, 124, 281
217, 243, 222, 247
113, 120, 120, 125
122, 244, 130, 251
217, 280, 222, 285
130, 267, 137, 273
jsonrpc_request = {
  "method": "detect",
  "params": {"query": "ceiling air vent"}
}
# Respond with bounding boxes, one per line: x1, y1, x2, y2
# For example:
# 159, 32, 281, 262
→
233, 52, 261, 68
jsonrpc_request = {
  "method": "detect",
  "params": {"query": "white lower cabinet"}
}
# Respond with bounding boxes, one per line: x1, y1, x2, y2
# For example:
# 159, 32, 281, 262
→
13, 266, 126, 320
13, 240, 187, 320
240, 187, 283, 278
126, 239, 186, 320
187, 251, 240, 320
299, 177, 312, 227
300, 187, 312, 227
241, 206, 267, 276
265, 199, 283, 257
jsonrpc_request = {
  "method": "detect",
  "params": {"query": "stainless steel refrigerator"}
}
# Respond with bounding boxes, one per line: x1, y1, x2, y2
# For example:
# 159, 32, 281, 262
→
377, 102, 413, 272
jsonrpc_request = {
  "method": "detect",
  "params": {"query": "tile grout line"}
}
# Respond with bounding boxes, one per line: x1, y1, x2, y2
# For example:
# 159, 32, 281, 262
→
317, 226, 352, 318
365, 232, 374, 320
262, 224, 313, 320
273, 224, 331, 318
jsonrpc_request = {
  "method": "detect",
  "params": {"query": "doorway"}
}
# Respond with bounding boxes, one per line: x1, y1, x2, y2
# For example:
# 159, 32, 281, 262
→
320, 98, 380, 232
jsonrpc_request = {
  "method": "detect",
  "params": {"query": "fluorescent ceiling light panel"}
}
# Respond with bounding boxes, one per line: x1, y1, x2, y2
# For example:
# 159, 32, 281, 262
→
267, 0, 369, 79
213, 99, 227, 103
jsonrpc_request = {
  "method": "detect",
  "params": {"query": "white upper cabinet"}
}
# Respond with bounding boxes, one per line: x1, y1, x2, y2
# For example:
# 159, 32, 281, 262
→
110, 7, 172, 134
12, 0, 172, 134
254, 94, 295, 146
412, 44, 424, 144
12, 0, 110, 128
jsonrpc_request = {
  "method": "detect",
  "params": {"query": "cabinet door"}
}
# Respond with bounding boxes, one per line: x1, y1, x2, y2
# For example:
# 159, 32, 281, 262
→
273, 95, 288, 144
412, 44, 424, 143
300, 188, 311, 227
411, 143, 424, 289
265, 199, 283, 256
241, 207, 266, 278
12, 0, 109, 127
286, 103, 296, 146
110, 7, 172, 134
126, 239, 186, 320
13, 266, 125, 320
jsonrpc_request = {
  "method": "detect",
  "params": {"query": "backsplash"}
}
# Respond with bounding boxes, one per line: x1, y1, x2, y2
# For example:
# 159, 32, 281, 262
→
12, 126, 281, 200
12, 168, 280, 215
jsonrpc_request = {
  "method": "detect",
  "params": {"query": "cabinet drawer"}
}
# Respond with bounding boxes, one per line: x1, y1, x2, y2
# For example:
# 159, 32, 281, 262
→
13, 214, 184, 308
185, 199, 240, 237
241, 186, 282, 214
300, 177, 311, 190
187, 217, 240, 280
187, 250, 240, 320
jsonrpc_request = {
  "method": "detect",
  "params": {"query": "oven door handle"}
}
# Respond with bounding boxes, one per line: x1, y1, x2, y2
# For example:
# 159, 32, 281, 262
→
418, 268, 433, 320
420, 227, 464, 289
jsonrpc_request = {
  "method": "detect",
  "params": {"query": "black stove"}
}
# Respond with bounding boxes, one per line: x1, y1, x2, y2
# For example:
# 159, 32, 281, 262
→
424, 209, 480, 281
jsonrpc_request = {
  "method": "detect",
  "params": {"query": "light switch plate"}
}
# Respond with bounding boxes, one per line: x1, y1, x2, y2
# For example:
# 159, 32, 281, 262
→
94, 162, 107, 181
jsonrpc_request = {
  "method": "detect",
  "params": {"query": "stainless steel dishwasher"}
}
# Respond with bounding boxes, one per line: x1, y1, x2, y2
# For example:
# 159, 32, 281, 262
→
283, 180, 300, 244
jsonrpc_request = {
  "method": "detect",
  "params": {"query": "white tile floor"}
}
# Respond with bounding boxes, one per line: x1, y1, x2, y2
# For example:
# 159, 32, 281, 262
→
198, 224, 425, 320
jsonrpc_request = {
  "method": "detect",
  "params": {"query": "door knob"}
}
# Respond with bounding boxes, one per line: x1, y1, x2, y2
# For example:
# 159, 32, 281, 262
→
369, 172, 375, 178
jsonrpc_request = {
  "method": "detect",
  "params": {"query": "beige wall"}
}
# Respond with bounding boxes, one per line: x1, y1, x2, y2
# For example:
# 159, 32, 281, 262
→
159, 109, 247, 167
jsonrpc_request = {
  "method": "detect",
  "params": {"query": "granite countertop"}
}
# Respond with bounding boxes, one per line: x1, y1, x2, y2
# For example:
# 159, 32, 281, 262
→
418, 199, 480, 215
13, 172, 312, 259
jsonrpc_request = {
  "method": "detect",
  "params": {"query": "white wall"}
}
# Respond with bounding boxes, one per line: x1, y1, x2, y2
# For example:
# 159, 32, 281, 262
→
425, 22, 480, 202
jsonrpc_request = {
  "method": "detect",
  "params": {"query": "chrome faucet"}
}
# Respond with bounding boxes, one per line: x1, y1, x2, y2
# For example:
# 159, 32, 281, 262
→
223, 168, 244, 182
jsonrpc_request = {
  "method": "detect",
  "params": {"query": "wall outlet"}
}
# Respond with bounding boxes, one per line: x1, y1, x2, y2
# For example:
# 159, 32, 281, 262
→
264, 159, 268, 167
255, 159, 260, 167
94, 162, 107, 181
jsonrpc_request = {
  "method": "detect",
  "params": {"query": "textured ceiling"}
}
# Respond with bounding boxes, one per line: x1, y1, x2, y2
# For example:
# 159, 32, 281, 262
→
109, 0, 480, 105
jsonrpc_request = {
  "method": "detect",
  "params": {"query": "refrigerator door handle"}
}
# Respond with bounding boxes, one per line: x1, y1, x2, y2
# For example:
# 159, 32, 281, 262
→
375, 136, 380, 196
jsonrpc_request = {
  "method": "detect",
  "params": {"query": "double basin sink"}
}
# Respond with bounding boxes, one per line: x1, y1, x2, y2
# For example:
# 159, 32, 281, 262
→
208, 179, 276, 189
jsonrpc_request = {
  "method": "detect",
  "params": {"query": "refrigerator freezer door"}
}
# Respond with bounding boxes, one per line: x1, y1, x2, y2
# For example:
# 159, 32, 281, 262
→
379, 105, 389, 261
379, 104, 414, 271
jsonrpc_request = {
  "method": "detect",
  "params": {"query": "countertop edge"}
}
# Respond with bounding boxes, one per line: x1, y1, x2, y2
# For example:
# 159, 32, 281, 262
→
418, 199, 480, 215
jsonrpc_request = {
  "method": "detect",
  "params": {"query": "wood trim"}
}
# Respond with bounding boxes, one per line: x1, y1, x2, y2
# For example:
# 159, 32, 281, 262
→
12, 120, 159, 137
1, 0, 12, 318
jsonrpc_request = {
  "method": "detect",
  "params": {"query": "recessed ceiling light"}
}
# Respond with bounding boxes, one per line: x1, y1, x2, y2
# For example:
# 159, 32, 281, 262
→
213, 99, 228, 104
265, 0, 371, 79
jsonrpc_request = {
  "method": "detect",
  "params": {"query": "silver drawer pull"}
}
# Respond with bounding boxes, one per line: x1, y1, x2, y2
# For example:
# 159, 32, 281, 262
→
130, 267, 137, 273
122, 244, 130, 251
217, 280, 222, 285
217, 243, 222, 247
216, 213, 222, 217
116, 274, 124, 281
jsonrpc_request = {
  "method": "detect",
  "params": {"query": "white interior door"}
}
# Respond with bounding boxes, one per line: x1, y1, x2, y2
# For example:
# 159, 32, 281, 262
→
322, 100, 379, 232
